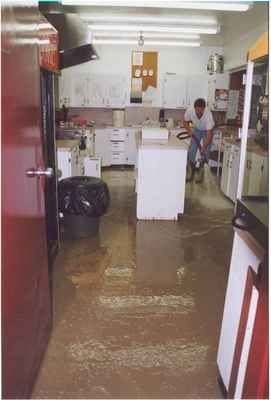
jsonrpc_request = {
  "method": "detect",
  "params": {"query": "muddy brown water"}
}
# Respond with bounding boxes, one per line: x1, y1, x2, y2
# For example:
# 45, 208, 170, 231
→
32, 168, 234, 399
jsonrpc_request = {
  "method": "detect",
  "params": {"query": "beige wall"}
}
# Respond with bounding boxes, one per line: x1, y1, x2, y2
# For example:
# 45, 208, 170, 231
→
222, 3, 268, 70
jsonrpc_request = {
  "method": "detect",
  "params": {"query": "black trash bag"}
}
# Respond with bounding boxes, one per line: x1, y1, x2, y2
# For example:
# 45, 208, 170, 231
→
58, 177, 110, 217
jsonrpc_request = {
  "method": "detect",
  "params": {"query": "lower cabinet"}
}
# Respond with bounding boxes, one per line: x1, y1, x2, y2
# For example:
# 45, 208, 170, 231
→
221, 143, 267, 202
220, 143, 240, 202
94, 127, 139, 166
125, 128, 139, 165
95, 128, 112, 167
83, 156, 101, 178
217, 230, 267, 398
243, 152, 268, 196
57, 144, 83, 180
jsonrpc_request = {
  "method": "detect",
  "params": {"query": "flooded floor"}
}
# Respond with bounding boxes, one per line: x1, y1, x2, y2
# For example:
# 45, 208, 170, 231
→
32, 167, 234, 399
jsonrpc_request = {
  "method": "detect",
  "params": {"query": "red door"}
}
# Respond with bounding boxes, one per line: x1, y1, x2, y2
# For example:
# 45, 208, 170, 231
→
2, 2, 51, 398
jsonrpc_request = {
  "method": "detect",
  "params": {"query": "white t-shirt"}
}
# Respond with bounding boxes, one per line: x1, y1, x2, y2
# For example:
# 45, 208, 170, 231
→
184, 107, 215, 131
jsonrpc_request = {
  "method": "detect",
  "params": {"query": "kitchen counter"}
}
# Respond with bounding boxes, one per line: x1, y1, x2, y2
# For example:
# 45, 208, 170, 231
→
136, 131, 190, 151
236, 197, 268, 249
135, 131, 188, 220
224, 137, 268, 157
56, 139, 80, 151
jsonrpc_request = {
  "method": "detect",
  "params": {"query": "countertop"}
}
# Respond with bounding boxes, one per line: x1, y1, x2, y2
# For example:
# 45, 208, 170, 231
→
236, 197, 268, 249
224, 137, 268, 157
136, 132, 189, 151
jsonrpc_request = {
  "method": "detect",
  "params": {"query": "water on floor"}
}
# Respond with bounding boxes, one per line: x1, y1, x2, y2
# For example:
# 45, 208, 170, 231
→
32, 167, 234, 399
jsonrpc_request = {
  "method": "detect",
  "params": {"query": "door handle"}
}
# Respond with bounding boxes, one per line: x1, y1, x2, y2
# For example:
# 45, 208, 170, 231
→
26, 167, 54, 178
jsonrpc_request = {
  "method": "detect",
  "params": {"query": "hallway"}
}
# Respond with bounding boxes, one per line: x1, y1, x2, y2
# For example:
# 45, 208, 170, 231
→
32, 168, 234, 399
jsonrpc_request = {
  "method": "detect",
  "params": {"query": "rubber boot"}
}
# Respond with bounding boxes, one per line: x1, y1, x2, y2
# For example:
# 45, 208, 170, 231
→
186, 161, 195, 182
194, 160, 204, 183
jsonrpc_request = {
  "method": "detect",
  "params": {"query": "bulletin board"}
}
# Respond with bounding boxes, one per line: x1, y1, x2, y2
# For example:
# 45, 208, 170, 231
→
130, 51, 158, 104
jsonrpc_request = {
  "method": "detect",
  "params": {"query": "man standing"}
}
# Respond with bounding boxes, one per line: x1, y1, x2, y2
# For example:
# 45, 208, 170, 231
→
184, 98, 215, 182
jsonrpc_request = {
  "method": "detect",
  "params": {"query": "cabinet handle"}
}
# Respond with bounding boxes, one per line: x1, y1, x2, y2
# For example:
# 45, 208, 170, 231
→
261, 164, 264, 172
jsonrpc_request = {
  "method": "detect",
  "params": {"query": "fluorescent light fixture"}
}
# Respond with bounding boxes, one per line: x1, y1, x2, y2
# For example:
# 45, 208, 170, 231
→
93, 38, 200, 47
38, 39, 51, 45
89, 23, 219, 34
82, 14, 217, 25
38, 23, 53, 30
92, 31, 200, 39
62, 1, 252, 12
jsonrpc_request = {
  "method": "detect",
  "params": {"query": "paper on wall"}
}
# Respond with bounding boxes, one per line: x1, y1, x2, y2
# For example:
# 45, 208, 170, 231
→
132, 77, 142, 91
142, 85, 157, 104
132, 51, 143, 66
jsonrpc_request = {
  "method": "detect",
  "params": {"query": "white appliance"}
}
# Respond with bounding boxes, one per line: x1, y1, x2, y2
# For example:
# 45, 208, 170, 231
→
84, 156, 101, 178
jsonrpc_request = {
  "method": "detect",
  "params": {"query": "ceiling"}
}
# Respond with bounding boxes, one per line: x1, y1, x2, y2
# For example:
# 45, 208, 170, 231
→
59, 1, 268, 47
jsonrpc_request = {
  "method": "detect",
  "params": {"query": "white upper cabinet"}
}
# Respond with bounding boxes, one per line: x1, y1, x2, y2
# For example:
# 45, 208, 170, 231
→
71, 73, 91, 107
186, 75, 208, 108
162, 74, 187, 108
59, 70, 72, 108
68, 72, 128, 108
103, 75, 128, 108
88, 74, 107, 108
162, 74, 209, 109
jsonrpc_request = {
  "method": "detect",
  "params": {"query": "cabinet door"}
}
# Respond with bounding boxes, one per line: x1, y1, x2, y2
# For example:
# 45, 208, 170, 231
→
221, 143, 232, 195
248, 153, 262, 195
186, 75, 208, 108
162, 74, 186, 108
71, 73, 88, 107
228, 146, 240, 202
259, 156, 268, 196
242, 152, 252, 196
57, 151, 71, 180
89, 75, 107, 107
217, 232, 261, 392
59, 70, 72, 108
125, 129, 138, 165
104, 75, 127, 108
71, 148, 79, 176
84, 157, 101, 178
95, 129, 111, 166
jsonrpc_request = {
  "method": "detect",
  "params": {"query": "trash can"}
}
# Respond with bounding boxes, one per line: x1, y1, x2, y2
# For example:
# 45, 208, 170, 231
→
58, 176, 110, 239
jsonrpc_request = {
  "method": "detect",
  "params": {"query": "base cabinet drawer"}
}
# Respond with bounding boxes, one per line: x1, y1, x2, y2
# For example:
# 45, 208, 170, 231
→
111, 152, 126, 165
110, 128, 126, 141
111, 140, 125, 152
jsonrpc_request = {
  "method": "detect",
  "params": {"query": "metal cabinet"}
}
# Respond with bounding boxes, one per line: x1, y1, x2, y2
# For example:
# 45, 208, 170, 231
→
95, 128, 111, 166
